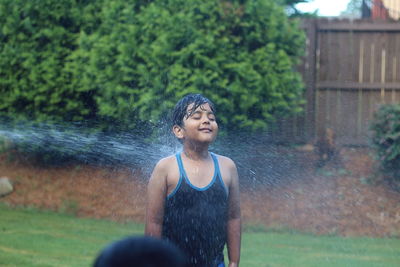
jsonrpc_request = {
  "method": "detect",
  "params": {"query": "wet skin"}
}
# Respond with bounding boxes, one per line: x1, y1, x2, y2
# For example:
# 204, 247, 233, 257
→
175, 103, 218, 147
146, 102, 241, 267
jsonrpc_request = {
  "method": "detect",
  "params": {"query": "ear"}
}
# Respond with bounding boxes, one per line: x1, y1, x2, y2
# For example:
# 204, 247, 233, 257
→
173, 125, 185, 140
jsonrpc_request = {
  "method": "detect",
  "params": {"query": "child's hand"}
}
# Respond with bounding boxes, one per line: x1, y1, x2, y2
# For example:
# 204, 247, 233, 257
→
228, 262, 239, 267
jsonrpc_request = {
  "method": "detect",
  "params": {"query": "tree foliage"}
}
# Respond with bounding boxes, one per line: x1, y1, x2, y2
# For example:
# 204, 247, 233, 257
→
340, 0, 362, 18
370, 104, 400, 186
0, 0, 101, 122
0, 0, 305, 132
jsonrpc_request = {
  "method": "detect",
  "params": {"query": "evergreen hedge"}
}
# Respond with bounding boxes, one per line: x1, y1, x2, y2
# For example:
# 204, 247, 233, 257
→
370, 104, 400, 185
0, 0, 305, 132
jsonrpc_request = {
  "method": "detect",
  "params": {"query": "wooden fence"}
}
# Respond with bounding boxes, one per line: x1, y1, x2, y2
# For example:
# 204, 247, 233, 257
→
273, 19, 400, 145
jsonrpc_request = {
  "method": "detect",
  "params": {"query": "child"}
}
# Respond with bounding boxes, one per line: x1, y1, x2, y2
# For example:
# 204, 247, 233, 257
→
145, 94, 241, 267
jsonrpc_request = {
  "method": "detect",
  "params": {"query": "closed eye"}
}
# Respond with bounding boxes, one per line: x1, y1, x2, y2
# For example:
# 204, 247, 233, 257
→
192, 114, 201, 119
208, 113, 216, 121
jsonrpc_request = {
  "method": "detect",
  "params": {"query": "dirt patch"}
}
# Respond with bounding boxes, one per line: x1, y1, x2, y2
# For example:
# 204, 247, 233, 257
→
0, 154, 147, 222
1, 147, 399, 237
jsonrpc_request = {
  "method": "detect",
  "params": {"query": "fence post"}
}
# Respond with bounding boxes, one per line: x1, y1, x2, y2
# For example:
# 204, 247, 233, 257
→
301, 19, 318, 142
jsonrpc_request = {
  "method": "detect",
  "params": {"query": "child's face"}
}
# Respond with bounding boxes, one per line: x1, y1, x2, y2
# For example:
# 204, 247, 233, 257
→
174, 103, 218, 144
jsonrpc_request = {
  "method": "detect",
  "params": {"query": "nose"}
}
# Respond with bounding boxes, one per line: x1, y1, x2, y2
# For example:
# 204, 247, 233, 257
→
201, 115, 210, 124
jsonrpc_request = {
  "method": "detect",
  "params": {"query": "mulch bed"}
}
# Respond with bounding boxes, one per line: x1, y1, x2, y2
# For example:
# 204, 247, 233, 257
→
1, 147, 399, 237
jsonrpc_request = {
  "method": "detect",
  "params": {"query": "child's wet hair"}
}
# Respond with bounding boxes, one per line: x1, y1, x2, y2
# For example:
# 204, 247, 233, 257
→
172, 93, 216, 127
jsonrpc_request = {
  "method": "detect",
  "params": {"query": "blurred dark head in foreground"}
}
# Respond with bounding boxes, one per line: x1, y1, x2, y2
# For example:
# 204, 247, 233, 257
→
93, 236, 187, 267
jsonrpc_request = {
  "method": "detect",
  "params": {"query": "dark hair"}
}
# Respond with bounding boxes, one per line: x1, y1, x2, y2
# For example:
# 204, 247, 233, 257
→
172, 93, 216, 127
93, 236, 187, 267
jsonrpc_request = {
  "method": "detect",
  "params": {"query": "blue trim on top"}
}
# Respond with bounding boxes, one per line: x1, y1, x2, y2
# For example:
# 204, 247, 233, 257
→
166, 154, 183, 199
211, 153, 229, 195
178, 152, 217, 191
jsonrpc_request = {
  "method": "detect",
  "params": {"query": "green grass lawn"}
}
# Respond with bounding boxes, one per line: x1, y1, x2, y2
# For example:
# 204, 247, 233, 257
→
1, 203, 399, 267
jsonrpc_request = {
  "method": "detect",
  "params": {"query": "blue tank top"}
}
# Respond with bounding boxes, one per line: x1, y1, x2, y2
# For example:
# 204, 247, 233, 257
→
162, 152, 228, 267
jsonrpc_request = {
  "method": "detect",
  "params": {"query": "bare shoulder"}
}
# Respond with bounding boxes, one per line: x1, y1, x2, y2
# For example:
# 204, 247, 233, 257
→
213, 153, 237, 170
149, 155, 177, 184
213, 153, 239, 192
154, 155, 176, 171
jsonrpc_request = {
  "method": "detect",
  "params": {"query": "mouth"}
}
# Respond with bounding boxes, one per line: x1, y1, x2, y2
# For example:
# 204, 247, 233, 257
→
199, 128, 212, 133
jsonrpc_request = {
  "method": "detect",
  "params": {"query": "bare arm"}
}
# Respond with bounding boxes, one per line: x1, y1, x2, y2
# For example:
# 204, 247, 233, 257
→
227, 161, 241, 267
145, 160, 168, 238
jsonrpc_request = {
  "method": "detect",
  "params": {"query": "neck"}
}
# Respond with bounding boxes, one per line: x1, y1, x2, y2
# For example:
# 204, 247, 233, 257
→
182, 143, 209, 161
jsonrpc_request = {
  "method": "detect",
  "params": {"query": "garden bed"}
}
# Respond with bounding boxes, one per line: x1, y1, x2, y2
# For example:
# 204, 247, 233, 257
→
1, 147, 399, 237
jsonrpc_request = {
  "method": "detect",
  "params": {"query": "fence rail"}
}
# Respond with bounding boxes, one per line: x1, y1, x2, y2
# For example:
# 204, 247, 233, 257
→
274, 19, 400, 145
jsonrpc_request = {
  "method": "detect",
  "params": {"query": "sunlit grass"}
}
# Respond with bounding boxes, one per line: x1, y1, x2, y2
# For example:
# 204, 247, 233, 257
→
1, 203, 399, 267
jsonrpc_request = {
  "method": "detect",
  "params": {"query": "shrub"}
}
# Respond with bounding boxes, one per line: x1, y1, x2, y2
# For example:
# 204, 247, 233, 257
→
370, 104, 400, 185
0, 0, 102, 122
0, 0, 305, 132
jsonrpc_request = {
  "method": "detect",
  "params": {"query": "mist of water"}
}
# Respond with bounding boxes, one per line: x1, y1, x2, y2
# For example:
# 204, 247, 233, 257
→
0, 118, 308, 187
0, 120, 179, 172
4, 118, 396, 240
